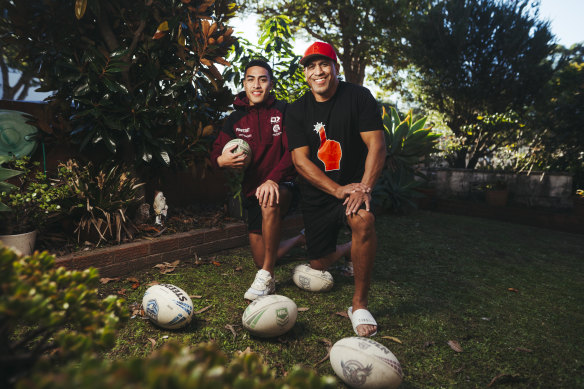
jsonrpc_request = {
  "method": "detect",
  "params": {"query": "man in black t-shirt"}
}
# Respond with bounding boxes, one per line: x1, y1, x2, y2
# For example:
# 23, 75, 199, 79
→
285, 42, 386, 337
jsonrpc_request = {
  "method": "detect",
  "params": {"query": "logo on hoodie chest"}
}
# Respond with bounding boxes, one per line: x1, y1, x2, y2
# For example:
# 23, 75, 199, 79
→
271, 116, 282, 136
235, 127, 252, 139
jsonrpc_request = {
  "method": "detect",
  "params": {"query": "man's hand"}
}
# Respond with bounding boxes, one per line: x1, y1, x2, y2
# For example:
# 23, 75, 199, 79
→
256, 179, 279, 207
217, 144, 248, 169
343, 190, 372, 215
333, 183, 371, 200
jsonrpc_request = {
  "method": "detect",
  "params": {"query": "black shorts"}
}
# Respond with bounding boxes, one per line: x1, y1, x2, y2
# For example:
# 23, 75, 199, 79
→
302, 199, 377, 260
243, 181, 299, 234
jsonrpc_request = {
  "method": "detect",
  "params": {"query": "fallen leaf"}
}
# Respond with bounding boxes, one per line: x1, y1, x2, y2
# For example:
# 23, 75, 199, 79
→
235, 266, 243, 271
508, 288, 519, 293
146, 281, 160, 287
131, 282, 140, 289
488, 373, 522, 387
154, 262, 178, 274
515, 347, 533, 353
297, 307, 309, 312
117, 288, 127, 296
382, 336, 403, 344
126, 277, 139, 283
195, 305, 212, 315
212, 261, 221, 266
335, 311, 349, 318
147, 338, 156, 348
448, 340, 463, 352
99, 277, 120, 284
190, 295, 203, 299
225, 324, 237, 340
315, 338, 333, 367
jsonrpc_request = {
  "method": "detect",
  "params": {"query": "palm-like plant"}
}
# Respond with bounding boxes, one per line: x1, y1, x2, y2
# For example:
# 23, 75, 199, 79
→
59, 160, 145, 244
372, 107, 441, 212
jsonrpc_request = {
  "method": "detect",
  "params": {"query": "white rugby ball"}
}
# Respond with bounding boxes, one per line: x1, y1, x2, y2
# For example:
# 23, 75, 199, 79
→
222, 138, 252, 168
292, 264, 334, 292
142, 284, 194, 330
330, 337, 403, 389
242, 294, 297, 337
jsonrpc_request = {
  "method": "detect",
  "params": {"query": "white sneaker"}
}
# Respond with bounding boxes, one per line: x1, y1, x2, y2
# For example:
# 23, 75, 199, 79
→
244, 269, 275, 300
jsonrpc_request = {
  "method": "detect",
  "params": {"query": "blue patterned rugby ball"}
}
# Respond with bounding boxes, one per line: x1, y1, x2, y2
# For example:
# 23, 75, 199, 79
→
142, 284, 194, 329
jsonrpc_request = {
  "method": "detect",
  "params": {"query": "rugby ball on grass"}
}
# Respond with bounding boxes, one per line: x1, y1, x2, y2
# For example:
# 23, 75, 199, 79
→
242, 295, 297, 337
222, 138, 252, 169
292, 264, 334, 292
142, 284, 194, 330
330, 337, 403, 389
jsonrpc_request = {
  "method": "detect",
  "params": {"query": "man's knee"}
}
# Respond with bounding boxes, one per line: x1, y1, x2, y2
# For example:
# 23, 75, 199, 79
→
261, 203, 281, 219
349, 209, 375, 235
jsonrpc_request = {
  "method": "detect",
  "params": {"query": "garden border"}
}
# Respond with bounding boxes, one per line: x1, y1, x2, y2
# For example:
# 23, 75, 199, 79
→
56, 214, 304, 277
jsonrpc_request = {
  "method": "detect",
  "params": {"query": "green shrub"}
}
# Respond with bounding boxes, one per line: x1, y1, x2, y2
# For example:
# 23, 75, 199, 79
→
0, 157, 71, 234
16, 342, 337, 389
373, 107, 441, 212
0, 246, 128, 387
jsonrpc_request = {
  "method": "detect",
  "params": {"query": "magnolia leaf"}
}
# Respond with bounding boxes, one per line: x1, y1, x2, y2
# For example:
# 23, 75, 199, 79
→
448, 340, 463, 353
99, 277, 120, 284
315, 338, 332, 367
225, 324, 237, 340
195, 305, 212, 315
382, 336, 403, 344
152, 21, 169, 39
75, 0, 87, 19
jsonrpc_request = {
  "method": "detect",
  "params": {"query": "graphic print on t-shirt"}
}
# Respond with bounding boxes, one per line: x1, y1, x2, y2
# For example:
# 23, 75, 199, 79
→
314, 122, 341, 171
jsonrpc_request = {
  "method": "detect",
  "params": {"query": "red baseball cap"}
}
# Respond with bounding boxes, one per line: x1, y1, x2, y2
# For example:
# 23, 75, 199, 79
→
300, 42, 338, 66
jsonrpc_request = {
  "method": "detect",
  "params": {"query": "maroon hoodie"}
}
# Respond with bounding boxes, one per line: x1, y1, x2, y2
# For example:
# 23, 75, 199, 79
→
211, 92, 296, 198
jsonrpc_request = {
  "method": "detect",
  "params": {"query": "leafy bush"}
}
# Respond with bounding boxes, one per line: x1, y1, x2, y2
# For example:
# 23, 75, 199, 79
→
373, 107, 441, 212
3, 0, 237, 171
16, 341, 336, 389
58, 159, 145, 244
0, 156, 22, 211
0, 246, 128, 387
0, 157, 70, 234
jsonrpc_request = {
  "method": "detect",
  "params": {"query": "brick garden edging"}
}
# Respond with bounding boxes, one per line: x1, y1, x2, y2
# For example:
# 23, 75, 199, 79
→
56, 214, 304, 277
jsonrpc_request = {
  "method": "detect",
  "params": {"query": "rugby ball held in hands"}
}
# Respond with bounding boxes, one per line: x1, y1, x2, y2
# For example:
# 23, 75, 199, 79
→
242, 295, 297, 337
292, 264, 334, 292
330, 337, 403, 389
222, 138, 252, 169
142, 284, 194, 330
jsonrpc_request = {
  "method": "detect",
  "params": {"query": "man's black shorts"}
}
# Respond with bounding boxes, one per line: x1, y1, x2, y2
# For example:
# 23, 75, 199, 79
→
243, 181, 299, 234
301, 199, 377, 260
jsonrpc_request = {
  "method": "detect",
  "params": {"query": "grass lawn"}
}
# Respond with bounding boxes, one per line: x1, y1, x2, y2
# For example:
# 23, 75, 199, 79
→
100, 210, 584, 388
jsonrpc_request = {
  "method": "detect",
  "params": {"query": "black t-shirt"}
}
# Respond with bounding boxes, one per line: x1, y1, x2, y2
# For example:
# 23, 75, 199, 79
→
285, 81, 383, 207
